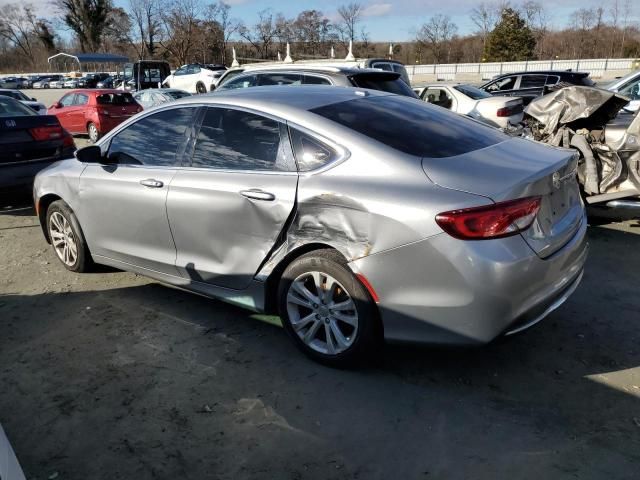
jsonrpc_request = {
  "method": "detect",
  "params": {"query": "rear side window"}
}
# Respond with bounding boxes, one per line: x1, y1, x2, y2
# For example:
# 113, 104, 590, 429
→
75, 93, 89, 105
310, 96, 505, 158
350, 73, 417, 97
190, 107, 295, 171
304, 75, 332, 85
259, 73, 302, 86
108, 108, 195, 166
290, 129, 339, 171
519, 75, 547, 89
97, 93, 135, 105
371, 62, 393, 71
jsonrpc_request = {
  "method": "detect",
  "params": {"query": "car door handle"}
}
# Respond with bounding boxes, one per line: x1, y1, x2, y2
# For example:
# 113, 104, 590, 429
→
139, 179, 164, 188
239, 189, 275, 201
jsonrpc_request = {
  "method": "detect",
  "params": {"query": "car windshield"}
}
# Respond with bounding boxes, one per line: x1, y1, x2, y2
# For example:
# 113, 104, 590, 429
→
0, 90, 29, 101
165, 90, 191, 99
454, 84, 492, 100
350, 73, 417, 97
96, 93, 135, 105
0, 96, 37, 116
310, 95, 506, 158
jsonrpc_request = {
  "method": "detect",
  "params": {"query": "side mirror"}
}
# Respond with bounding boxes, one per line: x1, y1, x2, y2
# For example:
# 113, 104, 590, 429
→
31, 97, 37, 101
75, 145, 117, 165
52, 102, 62, 109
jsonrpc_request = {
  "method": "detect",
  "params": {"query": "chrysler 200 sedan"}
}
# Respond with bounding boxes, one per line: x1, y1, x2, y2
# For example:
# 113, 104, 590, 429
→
33, 86, 588, 367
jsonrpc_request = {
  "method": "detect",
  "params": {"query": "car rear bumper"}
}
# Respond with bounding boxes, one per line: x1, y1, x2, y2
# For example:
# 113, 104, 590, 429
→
349, 212, 588, 346
0, 151, 73, 190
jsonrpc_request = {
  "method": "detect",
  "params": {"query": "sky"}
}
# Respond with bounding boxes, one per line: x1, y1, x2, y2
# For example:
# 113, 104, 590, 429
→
3, 0, 638, 42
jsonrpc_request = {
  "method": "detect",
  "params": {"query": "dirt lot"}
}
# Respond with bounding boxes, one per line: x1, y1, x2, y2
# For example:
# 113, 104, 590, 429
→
1, 193, 640, 479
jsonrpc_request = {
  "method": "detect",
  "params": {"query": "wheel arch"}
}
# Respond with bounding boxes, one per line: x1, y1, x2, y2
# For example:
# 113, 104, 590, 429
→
37, 193, 62, 243
263, 243, 347, 315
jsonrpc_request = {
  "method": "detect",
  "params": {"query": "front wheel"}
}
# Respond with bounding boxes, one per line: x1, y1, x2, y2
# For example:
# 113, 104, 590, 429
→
196, 82, 207, 94
87, 122, 100, 143
46, 200, 93, 272
278, 250, 379, 368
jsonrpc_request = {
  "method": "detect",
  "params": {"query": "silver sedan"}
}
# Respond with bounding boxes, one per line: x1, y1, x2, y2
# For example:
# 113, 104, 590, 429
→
33, 86, 588, 367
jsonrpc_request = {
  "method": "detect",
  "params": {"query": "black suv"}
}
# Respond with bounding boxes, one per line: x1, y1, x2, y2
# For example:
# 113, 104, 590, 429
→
78, 73, 110, 88
215, 66, 417, 98
480, 70, 594, 104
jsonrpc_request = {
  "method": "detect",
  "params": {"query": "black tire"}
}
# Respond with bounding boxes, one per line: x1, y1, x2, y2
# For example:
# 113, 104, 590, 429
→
196, 82, 207, 94
46, 200, 94, 273
278, 249, 379, 368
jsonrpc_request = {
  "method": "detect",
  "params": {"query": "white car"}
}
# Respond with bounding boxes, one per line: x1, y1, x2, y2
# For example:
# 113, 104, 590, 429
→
49, 77, 66, 88
63, 77, 80, 88
162, 63, 227, 93
33, 76, 63, 89
415, 83, 524, 129
0, 89, 47, 114
602, 70, 640, 113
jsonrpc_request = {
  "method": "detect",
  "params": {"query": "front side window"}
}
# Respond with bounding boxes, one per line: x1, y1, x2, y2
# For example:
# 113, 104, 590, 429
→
311, 95, 505, 158
60, 94, 75, 107
290, 129, 339, 171
75, 93, 89, 106
191, 107, 295, 172
174, 67, 188, 76
107, 108, 195, 166
485, 76, 517, 92
217, 74, 258, 90
620, 78, 640, 100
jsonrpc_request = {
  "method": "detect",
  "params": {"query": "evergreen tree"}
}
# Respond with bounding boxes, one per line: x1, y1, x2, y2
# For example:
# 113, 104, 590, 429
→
484, 8, 536, 61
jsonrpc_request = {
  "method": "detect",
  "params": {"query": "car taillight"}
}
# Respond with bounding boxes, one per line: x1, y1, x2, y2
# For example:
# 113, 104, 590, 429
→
496, 104, 524, 117
435, 197, 541, 240
62, 129, 75, 147
29, 125, 64, 141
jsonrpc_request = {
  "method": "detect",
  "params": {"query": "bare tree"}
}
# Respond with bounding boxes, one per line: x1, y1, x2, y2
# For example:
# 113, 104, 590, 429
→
128, 0, 162, 59
416, 14, 458, 63
337, 2, 363, 48
160, 0, 202, 65
520, 1, 549, 58
0, 4, 38, 65
471, 2, 497, 57
204, 1, 240, 65
238, 9, 279, 59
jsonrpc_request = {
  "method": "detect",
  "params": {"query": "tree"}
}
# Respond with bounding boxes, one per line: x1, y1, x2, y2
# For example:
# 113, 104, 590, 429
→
416, 14, 458, 63
291, 10, 335, 57
337, 2, 363, 48
58, 0, 113, 52
204, 1, 240, 64
484, 7, 536, 61
238, 9, 278, 59
103, 7, 133, 53
0, 4, 38, 65
521, 1, 549, 58
128, 0, 162, 59
159, 0, 202, 65
470, 2, 497, 57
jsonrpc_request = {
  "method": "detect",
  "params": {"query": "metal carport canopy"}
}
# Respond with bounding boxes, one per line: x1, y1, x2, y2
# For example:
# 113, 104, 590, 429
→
47, 52, 129, 65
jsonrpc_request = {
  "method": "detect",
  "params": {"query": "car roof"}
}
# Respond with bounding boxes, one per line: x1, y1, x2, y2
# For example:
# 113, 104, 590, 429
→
492, 70, 590, 78
227, 65, 400, 77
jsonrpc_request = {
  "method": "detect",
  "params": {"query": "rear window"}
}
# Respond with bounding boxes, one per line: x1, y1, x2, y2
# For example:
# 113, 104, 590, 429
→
453, 84, 492, 100
350, 73, 417, 97
310, 96, 506, 158
0, 97, 36, 117
96, 93, 135, 105
166, 91, 191, 100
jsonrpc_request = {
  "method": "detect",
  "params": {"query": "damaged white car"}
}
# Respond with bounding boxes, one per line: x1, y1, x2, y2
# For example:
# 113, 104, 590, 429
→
523, 86, 640, 208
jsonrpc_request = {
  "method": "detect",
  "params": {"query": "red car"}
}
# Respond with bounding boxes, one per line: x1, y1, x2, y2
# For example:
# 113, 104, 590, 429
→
47, 89, 142, 143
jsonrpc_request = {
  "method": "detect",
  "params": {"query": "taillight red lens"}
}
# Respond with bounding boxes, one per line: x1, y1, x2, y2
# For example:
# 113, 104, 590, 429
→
62, 129, 75, 147
436, 197, 542, 240
496, 104, 523, 117
29, 126, 63, 141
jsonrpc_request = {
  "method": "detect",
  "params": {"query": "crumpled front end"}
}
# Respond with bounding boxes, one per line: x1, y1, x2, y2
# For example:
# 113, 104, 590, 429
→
523, 86, 640, 203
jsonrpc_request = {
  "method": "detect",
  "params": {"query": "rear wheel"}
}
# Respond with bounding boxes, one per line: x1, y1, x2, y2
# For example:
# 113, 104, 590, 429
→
88, 122, 100, 143
46, 200, 93, 273
196, 82, 207, 94
278, 250, 379, 368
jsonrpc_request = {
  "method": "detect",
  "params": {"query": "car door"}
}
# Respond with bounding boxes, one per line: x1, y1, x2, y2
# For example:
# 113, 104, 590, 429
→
69, 92, 89, 132
517, 74, 548, 102
53, 93, 77, 131
77, 106, 197, 274
167, 106, 298, 289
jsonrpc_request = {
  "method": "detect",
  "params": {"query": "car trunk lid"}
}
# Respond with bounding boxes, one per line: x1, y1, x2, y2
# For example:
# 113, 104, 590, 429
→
422, 138, 584, 258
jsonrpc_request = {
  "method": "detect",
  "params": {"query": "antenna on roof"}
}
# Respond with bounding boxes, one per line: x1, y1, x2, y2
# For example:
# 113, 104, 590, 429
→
231, 47, 239, 67
345, 40, 355, 61
284, 43, 293, 63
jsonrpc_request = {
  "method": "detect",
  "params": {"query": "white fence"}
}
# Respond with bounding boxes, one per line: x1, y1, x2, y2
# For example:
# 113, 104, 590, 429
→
407, 58, 639, 82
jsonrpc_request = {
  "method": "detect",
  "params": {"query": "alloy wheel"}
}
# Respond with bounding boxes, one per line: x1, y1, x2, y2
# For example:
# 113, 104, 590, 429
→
286, 271, 358, 355
88, 124, 99, 142
49, 212, 78, 267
